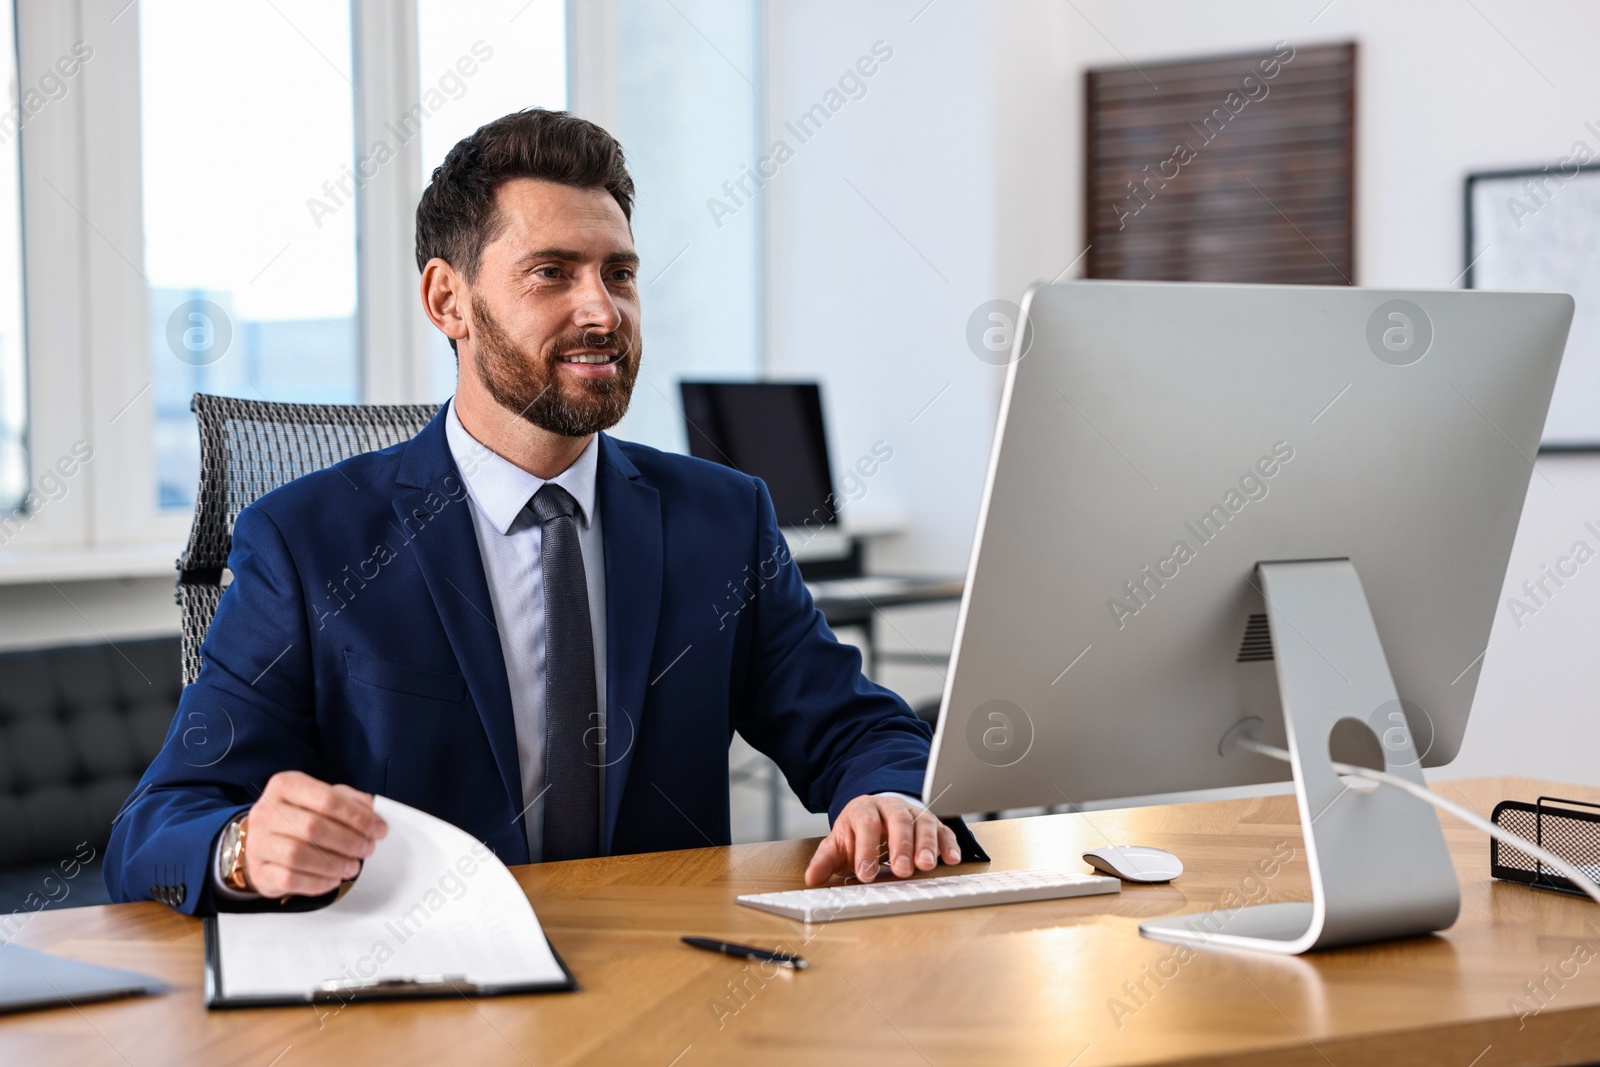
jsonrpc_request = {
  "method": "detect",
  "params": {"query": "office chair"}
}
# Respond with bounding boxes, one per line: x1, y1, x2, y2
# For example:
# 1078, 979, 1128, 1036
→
175, 394, 439, 686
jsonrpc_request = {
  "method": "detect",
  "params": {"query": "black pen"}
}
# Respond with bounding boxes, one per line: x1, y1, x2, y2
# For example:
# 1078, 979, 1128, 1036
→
681, 936, 808, 970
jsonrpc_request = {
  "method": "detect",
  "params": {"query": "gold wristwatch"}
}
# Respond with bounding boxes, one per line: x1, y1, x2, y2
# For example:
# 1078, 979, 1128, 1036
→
220, 814, 253, 892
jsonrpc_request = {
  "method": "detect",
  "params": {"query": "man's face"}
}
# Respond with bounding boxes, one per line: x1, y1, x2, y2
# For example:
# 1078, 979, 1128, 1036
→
464, 178, 641, 437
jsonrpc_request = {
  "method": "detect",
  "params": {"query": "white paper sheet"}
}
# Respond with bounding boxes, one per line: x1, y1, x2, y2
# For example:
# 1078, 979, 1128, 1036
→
215, 797, 565, 998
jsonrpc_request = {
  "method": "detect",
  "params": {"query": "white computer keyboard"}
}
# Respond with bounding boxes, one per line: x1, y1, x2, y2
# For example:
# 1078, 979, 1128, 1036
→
736, 868, 1121, 923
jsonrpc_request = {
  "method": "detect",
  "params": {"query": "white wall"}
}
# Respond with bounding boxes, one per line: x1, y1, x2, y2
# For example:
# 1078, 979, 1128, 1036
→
983, 0, 1600, 786
990, 0, 1600, 291
763, 0, 1001, 574
1469, 457, 1600, 785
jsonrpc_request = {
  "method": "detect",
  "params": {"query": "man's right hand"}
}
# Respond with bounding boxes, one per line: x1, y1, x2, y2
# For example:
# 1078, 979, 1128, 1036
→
241, 771, 388, 898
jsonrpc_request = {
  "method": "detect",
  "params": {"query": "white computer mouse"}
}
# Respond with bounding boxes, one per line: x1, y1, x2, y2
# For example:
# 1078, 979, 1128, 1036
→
1082, 845, 1183, 884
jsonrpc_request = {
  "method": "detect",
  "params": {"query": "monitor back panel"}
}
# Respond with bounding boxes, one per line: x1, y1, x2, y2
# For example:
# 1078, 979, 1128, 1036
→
925, 281, 1572, 815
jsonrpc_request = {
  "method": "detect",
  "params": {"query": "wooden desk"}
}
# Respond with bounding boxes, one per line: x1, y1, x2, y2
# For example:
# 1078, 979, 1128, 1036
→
6, 776, 1600, 1066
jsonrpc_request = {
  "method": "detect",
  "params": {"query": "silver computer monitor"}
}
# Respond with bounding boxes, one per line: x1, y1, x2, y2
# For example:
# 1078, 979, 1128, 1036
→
924, 280, 1573, 819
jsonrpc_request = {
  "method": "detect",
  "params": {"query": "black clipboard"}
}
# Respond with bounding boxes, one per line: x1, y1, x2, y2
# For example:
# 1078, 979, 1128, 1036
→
202, 918, 578, 1009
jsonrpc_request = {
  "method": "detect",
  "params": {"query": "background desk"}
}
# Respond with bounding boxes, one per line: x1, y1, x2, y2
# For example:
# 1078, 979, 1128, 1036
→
805, 574, 964, 678
5, 776, 1598, 1066
730, 573, 962, 841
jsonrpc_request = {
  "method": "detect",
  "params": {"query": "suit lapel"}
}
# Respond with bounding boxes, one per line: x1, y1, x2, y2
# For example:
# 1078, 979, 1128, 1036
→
597, 435, 663, 852
393, 412, 525, 841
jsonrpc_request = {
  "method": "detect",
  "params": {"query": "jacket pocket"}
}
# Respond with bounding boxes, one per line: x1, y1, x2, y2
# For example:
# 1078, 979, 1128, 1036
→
343, 650, 468, 704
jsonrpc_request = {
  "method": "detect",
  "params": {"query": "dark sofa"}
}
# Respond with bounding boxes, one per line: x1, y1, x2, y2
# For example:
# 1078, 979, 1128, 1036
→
0, 636, 181, 916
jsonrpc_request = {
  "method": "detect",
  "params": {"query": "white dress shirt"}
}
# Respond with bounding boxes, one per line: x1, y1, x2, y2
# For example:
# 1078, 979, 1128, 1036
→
445, 399, 608, 862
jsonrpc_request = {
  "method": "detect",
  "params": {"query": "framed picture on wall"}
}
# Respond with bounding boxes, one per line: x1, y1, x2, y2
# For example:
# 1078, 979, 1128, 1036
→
1466, 163, 1600, 451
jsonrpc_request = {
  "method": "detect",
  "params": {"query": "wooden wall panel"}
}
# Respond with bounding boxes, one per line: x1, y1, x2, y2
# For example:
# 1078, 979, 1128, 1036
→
1085, 42, 1357, 284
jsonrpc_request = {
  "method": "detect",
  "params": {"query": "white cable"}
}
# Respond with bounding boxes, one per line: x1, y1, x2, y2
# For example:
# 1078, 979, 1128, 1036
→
1235, 735, 1600, 910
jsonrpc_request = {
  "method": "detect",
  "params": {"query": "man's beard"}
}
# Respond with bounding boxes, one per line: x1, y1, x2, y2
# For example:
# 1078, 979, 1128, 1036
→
470, 292, 640, 437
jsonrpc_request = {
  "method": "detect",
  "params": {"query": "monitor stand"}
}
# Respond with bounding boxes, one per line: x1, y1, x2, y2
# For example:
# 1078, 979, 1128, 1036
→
1138, 559, 1461, 954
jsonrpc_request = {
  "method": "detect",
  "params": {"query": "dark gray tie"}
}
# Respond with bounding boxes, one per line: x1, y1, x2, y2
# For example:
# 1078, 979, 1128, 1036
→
530, 483, 601, 861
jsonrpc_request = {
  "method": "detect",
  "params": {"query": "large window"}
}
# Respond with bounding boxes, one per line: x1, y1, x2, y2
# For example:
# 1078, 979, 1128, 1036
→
0, 1, 24, 517
139, 0, 360, 509
0, 1, 744, 560
416, 0, 566, 400
608, 0, 763, 452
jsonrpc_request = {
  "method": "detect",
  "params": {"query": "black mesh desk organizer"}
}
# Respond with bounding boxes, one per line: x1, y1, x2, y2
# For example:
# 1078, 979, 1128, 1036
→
1491, 796, 1600, 896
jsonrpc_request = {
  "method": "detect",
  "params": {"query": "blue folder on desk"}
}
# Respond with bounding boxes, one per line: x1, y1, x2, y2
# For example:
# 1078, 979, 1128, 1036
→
0, 944, 166, 1014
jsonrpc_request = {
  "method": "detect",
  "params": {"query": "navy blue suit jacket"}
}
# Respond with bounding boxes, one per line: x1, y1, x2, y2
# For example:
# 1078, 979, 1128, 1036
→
105, 406, 933, 913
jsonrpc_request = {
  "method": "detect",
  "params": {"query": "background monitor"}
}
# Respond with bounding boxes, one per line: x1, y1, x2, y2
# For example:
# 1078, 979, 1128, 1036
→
924, 281, 1572, 816
679, 381, 836, 529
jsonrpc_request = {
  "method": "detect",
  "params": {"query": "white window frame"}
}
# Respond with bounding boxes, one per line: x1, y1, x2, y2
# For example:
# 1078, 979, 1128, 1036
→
5, 0, 100, 557
0, 0, 581, 575
353, 0, 435, 406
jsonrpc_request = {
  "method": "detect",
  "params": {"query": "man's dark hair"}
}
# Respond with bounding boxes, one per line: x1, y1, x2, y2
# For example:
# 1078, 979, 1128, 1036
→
414, 108, 634, 281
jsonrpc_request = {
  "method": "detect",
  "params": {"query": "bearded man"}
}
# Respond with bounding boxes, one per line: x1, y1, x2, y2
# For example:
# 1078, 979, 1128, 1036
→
106, 109, 956, 914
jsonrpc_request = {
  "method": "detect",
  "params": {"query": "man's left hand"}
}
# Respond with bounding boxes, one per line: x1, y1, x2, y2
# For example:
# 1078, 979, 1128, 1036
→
804, 794, 961, 886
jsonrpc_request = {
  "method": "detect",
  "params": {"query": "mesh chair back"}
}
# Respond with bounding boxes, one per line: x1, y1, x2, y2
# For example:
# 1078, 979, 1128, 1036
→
176, 394, 440, 685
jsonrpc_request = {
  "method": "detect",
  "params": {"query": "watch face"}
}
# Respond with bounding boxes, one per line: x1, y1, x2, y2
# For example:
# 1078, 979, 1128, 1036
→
223, 818, 248, 887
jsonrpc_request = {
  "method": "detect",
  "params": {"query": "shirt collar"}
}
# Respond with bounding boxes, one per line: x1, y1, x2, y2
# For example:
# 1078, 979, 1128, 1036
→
444, 398, 599, 535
